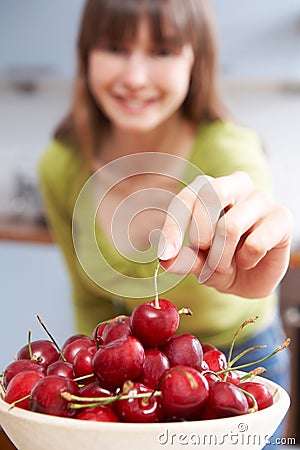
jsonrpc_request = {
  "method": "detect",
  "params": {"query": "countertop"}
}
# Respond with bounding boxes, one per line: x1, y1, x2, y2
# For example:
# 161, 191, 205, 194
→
0, 215, 53, 244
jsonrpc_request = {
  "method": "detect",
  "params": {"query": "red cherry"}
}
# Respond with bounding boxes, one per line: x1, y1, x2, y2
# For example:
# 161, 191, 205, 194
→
137, 349, 170, 389
29, 375, 80, 418
47, 361, 75, 379
92, 336, 145, 390
79, 380, 113, 401
160, 366, 209, 419
130, 299, 179, 347
76, 405, 120, 422
221, 369, 241, 385
203, 349, 227, 373
160, 334, 203, 370
73, 345, 97, 381
16, 340, 60, 369
201, 343, 217, 354
92, 324, 107, 346
102, 316, 131, 344
62, 338, 96, 364
200, 381, 248, 419
5, 370, 45, 410
200, 360, 209, 372
61, 334, 92, 352
115, 382, 164, 423
203, 371, 219, 388
3, 359, 45, 388
239, 381, 273, 410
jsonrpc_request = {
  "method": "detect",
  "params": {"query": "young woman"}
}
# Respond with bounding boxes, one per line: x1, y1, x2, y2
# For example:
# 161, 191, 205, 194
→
39, 0, 292, 398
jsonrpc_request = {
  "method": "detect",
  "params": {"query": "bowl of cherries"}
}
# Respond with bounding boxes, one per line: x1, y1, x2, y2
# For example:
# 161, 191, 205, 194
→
0, 296, 290, 450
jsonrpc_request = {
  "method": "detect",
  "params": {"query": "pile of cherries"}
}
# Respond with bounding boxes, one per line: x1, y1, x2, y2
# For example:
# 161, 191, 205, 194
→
1, 297, 285, 423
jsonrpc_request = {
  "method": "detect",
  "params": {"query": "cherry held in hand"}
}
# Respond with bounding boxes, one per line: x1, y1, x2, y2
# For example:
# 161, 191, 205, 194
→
130, 299, 179, 347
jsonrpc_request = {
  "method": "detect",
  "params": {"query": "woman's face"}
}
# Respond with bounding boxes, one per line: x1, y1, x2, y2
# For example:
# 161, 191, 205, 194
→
87, 17, 195, 133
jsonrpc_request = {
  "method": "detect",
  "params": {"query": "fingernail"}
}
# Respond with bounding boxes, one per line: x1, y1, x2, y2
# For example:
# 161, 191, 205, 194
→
158, 243, 176, 261
198, 263, 213, 283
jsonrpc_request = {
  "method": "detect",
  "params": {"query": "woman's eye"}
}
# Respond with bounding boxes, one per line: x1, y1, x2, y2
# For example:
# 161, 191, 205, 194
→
153, 45, 181, 57
154, 48, 173, 57
102, 43, 126, 54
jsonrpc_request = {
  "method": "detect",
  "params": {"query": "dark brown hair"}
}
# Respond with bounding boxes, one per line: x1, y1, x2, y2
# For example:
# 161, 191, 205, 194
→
54, 0, 228, 164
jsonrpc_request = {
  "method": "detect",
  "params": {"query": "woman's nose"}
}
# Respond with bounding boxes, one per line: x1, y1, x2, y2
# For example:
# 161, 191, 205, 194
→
121, 52, 149, 89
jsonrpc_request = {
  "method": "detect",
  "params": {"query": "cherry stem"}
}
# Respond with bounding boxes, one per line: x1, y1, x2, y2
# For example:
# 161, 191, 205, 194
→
239, 367, 266, 382
62, 390, 162, 409
154, 261, 160, 309
202, 370, 222, 381
237, 387, 258, 413
27, 328, 33, 360
228, 345, 267, 367
0, 379, 5, 396
73, 373, 95, 383
8, 394, 31, 410
35, 313, 66, 362
178, 307, 193, 316
217, 338, 290, 374
93, 315, 127, 349
95, 315, 128, 328
272, 388, 278, 399
224, 316, 258, 381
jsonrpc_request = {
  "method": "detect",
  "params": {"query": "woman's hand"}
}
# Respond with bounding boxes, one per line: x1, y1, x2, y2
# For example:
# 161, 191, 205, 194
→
158, 171, 293, 298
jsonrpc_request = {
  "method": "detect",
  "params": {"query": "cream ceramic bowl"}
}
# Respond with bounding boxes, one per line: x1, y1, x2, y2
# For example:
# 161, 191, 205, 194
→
0, 375, 290, 450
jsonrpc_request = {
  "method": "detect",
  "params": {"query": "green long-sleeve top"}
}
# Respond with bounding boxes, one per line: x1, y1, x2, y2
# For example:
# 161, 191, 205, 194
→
38, 120, 277, 347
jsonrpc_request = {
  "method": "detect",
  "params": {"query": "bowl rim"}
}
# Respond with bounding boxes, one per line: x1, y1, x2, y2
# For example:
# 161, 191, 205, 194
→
0, 373, 290, 431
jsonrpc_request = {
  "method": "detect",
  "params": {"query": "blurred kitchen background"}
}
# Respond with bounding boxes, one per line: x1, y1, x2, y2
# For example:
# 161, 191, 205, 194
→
0, 1, 300, 440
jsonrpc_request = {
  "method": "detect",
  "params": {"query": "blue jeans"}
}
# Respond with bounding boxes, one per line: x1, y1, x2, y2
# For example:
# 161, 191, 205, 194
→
219, 313, 291, 444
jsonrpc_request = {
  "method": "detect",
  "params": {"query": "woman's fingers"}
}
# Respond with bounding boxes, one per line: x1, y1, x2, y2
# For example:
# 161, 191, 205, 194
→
158, 171, 254, 263
159, 169, 294, 298
235, 205, 294, 270
204, 188, 273, 277
158, 175, 213, 260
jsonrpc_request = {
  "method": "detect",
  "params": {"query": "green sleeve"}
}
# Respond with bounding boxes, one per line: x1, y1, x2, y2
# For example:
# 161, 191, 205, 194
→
194, 121, 273, 193
38, 141, 116, 335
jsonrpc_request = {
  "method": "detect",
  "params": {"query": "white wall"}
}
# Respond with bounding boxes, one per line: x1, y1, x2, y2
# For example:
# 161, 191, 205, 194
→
0, 0, 300, 80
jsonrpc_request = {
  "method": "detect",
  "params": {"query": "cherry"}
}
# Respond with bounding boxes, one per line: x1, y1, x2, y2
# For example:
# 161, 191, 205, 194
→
29, 375, 80, 418
137, 349, 170, 389
102, 316, 131, 344
203, 349, 227, 373
16, 339, 60, 369
201, 343, 217, 354
200, 381, 248, 419
46, 361, 75, 379
3, 359, 45, 389
222, 369, 240, 385
92, 323, 107, 347
62, 334, 92, 352
160, 334, 203, 371
203, 371, 220, 388
62, 338, 96, 364
115, 382, 164, 423
92, 336, 145, 390
76, 405, 120, 422
203, 349, 239, 384
200, 360, 209, 372
73, 345, 97, 381
160, 366, 209, 419
239, 381, 273, 410
79, 380, 113, 401
130, 299, 179, 347
5, 370, 45, 410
